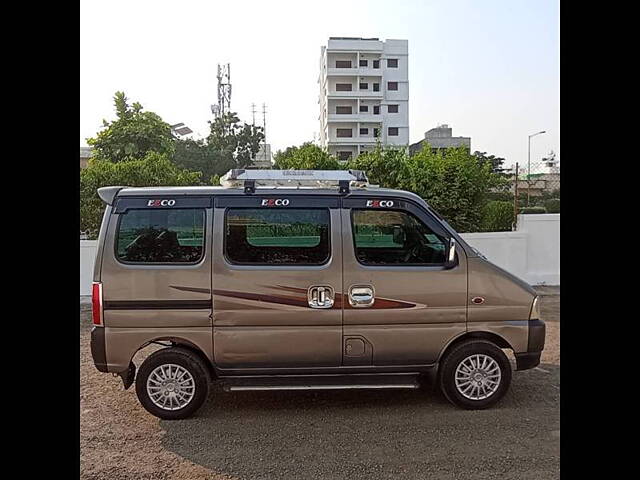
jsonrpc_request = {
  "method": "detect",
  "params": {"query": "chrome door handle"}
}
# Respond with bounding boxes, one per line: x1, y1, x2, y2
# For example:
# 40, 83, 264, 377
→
308, 286, 335, 309
349, 285, 375, 308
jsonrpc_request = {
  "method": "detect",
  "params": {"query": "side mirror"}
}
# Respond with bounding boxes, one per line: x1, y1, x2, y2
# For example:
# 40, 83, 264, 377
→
444, 238, 457, 269
392, 226, 406, 245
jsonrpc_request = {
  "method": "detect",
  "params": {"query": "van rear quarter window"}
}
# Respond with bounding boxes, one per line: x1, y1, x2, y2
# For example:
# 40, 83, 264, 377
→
116, 209, 205, 263
225, 208, 330, 265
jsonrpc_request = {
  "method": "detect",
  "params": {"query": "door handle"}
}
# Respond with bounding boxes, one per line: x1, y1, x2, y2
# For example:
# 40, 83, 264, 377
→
349, 285, 375, 308
308, 286, 335, 309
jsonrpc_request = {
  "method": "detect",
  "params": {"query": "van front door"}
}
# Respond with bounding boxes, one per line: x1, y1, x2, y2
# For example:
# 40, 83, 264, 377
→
212, 195, 343, 371
341, 197, 467, 366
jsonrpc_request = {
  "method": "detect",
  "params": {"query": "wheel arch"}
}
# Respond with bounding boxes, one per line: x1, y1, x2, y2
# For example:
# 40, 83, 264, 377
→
437, 330, 514, 365
132, 336, 216, 380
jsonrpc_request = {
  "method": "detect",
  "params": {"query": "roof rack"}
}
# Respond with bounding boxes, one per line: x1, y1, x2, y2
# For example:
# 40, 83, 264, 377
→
220, 169, 370, 194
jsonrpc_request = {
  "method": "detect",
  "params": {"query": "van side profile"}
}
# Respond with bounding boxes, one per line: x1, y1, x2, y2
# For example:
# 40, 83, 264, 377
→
90, 170, 545, 419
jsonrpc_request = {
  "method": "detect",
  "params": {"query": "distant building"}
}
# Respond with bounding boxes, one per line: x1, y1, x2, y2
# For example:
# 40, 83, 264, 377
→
252, 144, 272, 168
409, 124, 470, 156
80, 146, 93, 169
318, 37, 409, 162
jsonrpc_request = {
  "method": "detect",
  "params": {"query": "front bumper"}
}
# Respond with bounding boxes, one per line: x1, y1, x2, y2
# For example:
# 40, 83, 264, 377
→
515, 319, 546, 371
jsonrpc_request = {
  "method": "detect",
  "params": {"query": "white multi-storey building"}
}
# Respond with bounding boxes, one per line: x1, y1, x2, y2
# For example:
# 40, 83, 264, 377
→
318, 37, 409, 162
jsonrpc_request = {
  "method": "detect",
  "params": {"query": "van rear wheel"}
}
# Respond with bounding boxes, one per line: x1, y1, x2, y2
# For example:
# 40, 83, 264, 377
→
135, 347, 210, 420
439, 339, 512, 410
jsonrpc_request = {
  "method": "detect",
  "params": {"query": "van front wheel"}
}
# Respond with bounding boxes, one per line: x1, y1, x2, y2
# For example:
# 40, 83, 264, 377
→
439, 339, 512, 410
135, 347, 210, 420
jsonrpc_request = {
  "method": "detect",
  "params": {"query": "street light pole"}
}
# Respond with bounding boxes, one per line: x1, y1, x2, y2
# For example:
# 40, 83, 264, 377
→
527, 130, 546, 206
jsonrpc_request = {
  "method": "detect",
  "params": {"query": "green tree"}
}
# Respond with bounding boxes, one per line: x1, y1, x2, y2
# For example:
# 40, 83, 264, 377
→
87, 92, 175, 163
207, 112, 264, 168
407, 144, 507, 232
173, 138, 235, 183
80, 152, 201, 238
473, 151, 507, 173
273, 143, 340, 170
347, 143, 409, 189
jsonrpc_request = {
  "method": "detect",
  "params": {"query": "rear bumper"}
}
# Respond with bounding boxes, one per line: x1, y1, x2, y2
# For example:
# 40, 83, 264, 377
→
515, 319, 546, 371
90, 326, 109, 373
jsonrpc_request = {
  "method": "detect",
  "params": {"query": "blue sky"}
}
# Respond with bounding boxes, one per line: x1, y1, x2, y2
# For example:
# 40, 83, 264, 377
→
80, 0, 559, 168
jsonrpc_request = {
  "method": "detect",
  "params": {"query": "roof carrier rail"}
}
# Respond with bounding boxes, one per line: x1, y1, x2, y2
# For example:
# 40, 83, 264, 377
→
220, 169, 369, 194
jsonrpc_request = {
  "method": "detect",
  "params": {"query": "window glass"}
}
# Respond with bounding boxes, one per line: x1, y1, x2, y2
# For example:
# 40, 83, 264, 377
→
336, 106, 352, 114
336, 128, 353, 138
359, 59, 368, 67
226, 209, 330, 265
335, 60, 352, 68
388, 127, 399, 136
359, 105, 368, 112
116, 209, 205, 263
359, 82, 368, 90
388, 104, 399, 113
359, 128, 368, 135
388, 82, 398, 91
373, 60, 380, 68
387, 58, 398, 68
335, 83, 352, 92
351, 209, 446, 265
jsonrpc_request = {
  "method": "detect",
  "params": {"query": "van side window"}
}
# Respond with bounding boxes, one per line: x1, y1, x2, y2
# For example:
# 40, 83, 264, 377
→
351, 209, 446, 265
225, 209, 330, 265
116, 209, 205, 263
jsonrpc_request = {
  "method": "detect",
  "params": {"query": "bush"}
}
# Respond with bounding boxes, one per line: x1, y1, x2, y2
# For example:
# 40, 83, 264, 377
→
544, 198, 560, 213
519, 206, 547, 214
480, 201, 514, 232
80, 152, 201, 238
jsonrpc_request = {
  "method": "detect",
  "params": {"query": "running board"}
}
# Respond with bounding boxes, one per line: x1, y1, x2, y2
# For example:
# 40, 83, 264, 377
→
219, 373, 421, 392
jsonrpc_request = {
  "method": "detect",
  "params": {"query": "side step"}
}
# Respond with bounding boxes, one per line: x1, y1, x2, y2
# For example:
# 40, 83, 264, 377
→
219, 373, 421, 392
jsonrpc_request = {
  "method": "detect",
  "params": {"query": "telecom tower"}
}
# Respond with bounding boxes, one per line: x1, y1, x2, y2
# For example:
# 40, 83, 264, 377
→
211, 63, 232, 119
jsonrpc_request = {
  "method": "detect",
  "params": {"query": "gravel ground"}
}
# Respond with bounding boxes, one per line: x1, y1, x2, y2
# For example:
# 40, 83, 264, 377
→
80, 287, 559, 480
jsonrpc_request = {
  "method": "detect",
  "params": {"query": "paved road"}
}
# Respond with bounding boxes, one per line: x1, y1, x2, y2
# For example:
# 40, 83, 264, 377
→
80, 290, 559, 480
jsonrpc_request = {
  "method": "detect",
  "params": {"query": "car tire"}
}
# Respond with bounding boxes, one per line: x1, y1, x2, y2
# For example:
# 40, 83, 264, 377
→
439, 339, 512, 410
135, 347, 210, 420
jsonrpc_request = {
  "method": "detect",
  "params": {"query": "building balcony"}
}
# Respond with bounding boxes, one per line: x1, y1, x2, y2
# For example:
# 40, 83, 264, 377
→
327, 67, 383, 77
328, 90, 383, 98
329, 136, 379, 144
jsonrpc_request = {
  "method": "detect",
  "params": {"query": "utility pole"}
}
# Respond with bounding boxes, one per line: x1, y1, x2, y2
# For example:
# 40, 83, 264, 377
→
527, 130, 546, 206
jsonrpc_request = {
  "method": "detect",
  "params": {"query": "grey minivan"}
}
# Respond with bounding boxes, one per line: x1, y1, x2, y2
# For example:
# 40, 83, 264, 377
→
90, 170, 545, 419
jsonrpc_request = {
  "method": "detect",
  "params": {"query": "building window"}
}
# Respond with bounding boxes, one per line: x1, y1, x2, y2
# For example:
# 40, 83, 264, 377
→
359, 128, 368, 135
351, 210, 446, 266
373, 105, 380, 115
359, 59, 368, 67
359, 105, 368, 113
387, 104, 399, 113
373, 83, 380, 92
336, 106, 352, 114
116, 209, 205, 264
337, 151, 352, 162
373, 59, 380, 68
359, 82, 368, 90
388, 82, 398, 91
225, 209, 330, 265
388, 127, 399, 136
387, 58, 398, 68
336, 128, 353, 138
335, 60, 352, 68
335, 83, 352, 92
373, 128, 380, 138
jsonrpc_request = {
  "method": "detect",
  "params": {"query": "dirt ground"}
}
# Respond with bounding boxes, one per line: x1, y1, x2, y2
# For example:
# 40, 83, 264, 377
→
80, 287, 559, 480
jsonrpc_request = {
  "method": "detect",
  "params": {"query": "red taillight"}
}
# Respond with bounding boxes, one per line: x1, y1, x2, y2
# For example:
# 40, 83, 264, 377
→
92, 282, 103, 326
